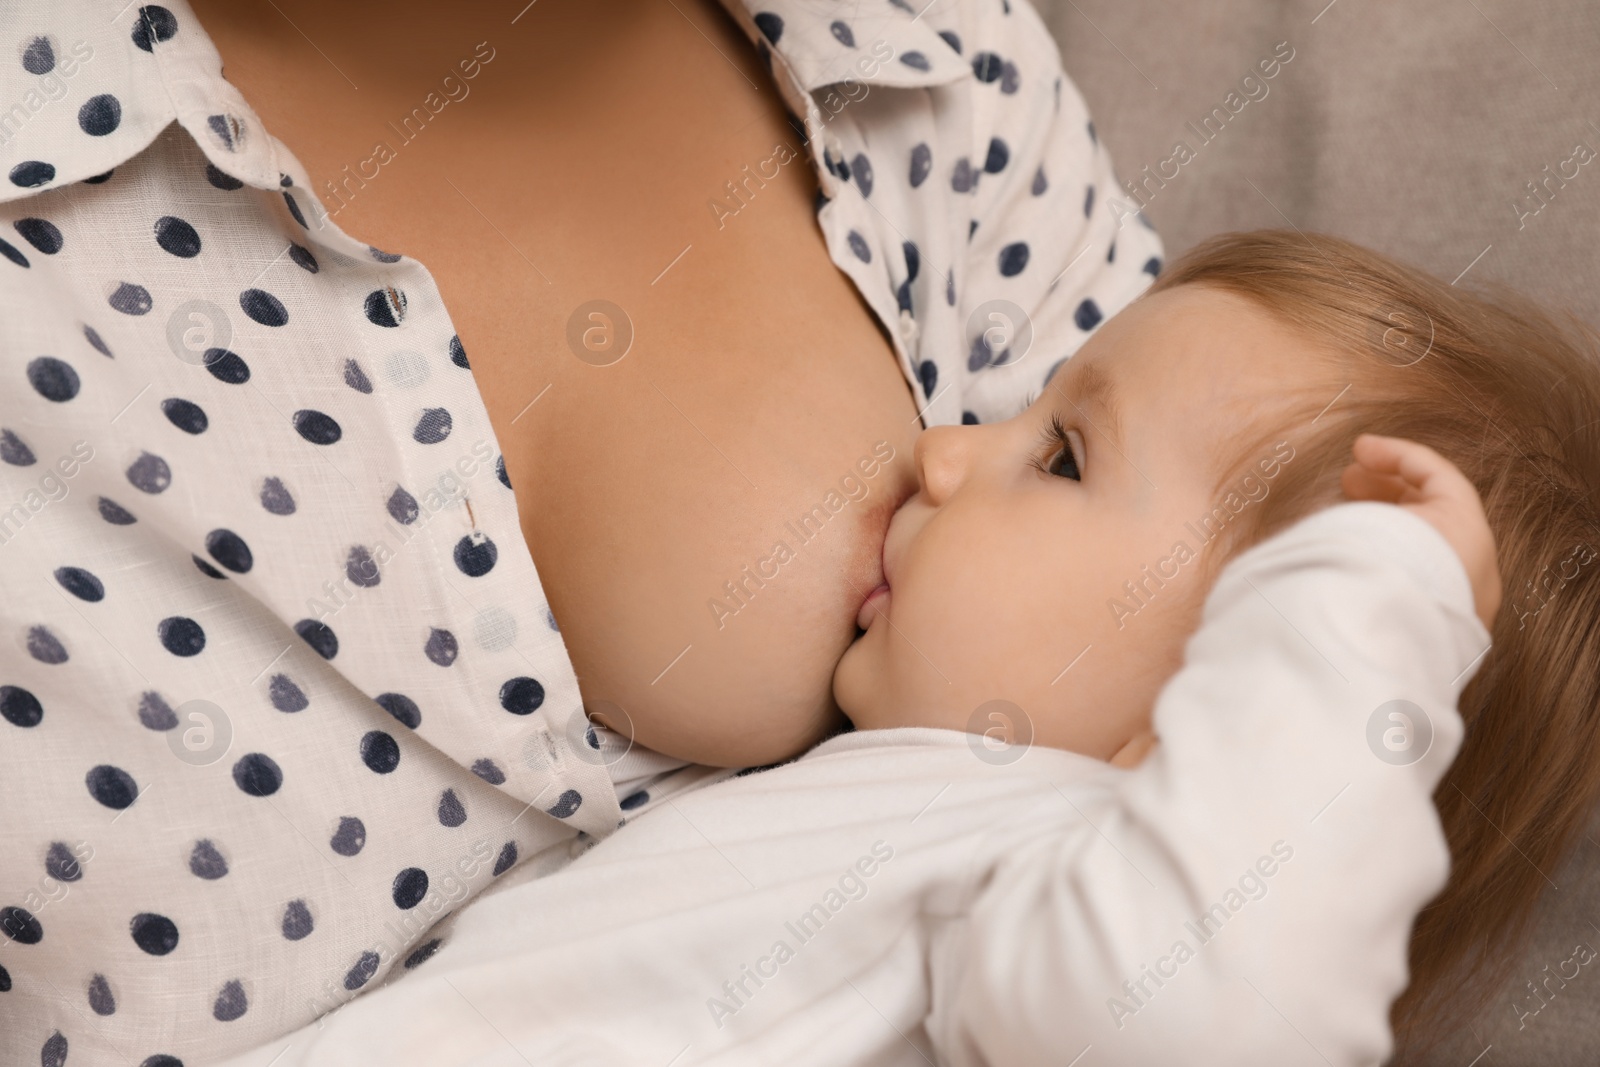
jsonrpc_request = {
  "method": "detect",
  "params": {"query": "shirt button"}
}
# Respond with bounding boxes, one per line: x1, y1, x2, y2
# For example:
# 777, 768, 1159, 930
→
898, 309, 920, 346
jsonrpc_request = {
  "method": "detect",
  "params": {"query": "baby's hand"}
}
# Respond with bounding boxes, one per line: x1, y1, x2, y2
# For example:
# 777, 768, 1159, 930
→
1339, 434, 1501, 632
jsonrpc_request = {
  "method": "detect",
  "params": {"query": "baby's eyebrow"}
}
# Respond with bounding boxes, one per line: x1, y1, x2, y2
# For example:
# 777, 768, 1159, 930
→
1056, 361, 1124, 450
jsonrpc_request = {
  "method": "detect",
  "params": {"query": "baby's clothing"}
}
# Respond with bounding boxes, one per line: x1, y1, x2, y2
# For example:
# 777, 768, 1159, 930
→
217, 500, 1491, 1067
0, 0, 1162, 1061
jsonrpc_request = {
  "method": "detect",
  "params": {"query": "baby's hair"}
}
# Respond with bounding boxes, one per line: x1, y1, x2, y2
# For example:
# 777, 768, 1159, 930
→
1148, 230, 1600, 1057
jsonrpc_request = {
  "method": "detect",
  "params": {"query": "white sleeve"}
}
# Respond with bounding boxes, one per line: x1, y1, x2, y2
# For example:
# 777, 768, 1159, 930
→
930, 501, 1492, 1067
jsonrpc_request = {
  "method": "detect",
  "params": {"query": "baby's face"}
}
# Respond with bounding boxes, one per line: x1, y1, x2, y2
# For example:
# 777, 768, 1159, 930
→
834, 285, 1329, 761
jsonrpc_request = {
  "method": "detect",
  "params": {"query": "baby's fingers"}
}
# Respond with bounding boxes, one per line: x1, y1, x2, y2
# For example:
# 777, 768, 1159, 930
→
1348, 433, 1469, 505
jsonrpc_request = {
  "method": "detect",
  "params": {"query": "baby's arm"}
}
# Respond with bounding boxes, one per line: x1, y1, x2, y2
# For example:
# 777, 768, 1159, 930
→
930, 440, 1495, 1066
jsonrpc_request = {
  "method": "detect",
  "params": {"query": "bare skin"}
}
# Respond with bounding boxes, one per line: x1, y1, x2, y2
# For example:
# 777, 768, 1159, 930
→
185, 0, 922, 766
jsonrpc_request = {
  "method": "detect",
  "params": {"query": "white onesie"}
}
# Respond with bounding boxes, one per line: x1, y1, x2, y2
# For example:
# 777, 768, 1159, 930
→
216, 500, 1491, 1067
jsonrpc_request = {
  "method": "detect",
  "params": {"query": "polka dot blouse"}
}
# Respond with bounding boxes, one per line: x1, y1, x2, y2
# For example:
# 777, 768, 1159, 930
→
0, 0, 1162, 1063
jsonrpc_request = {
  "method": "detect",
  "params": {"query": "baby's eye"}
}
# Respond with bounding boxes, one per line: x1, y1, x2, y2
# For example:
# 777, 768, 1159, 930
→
1033, 414, 1083, 482
1047, 442, 1081, 481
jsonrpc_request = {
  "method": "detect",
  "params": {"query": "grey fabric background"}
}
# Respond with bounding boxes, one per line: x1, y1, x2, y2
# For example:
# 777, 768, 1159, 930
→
1033, 1, 1600, 1063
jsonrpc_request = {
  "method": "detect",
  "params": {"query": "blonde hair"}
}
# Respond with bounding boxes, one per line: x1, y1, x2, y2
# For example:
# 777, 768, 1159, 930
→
1149, 230, 1600, 1057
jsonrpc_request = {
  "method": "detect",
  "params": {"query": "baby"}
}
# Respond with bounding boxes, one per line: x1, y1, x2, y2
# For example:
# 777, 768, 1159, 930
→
220, 231, 1600, 1067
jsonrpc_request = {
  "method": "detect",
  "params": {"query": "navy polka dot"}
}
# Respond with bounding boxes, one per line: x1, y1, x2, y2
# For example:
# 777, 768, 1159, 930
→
41, 1031, 66, 1067
830, 20, 855, 46
240, 288, 288, 326
492, 841, 518, 876
232, 753, 282, 796
193, 555, 226, 580
0, 429, 33, 466
1084, 185, 1095, 217
1143, 256, 1163, 277
946, 273, 956, 306
27, 626, 67, 664
21, 37, 54, 75
1087, 119, 1097, 144
345, 544, 379, 588
972, 52, 1003, 82
919, 359, 938, 399
88, 974, 116, 1015
424, 628, 458, 666
78, 94, 122, 136
413, 408, 452, 444
154, 215, 200, 257
213, 979, 248, 1021
438, 789, 466, 827
453, 533, 497, 577
160, 397, 208, 433
0, 686, 42, 728
364, 287, 407, 328
132, 6, 179, 52
1001, 60, 1020, 94
343, 950, 380, 991
900, 51, 930, 71
392, 867, 428, 909
851, 153, 874, 197
138, 691, 178, 730
9, 161, 55, 188
84, 324, 111, 357
269, 673, 308, 712
260, 477, 296, 515
204, 347, 250, 384
203, 529, 252, 573
82, 169, 114, 184
403, 939, 443, 969
126, 451, 172, 493
1107, 241, 1116, 263
189, 840, 228, 879
281, 899, 313, 940
130, 912, 179, 955
621, 790, 649, 811
329, 816, 365, 856
361, 730, 400, 773
1075, 298, 1104, 330
753, 12, 783, 43
499, 676, 545, 715
45, 842, 82, 882
939, 29, 962, 53
294, 618, 339, 660
55, 566, 105, 602
282, 191, 307, 228
999, 242, 1029, 277
369, 246, 401, 263
496, 455, 511, 489
86, 764, 138, 809
449, 335, 468, 368
108, 281, 153, 315
27, 356, 79, 402
292, 409, 342, 445
343, 359, 372, 393
205, 163, 243, 190
546, 790, 583, 818
158, 616, 206, 656
909, 142, 932, 188
0, 905, 42, 944
0, 237, 27, 268
288, 243, 318, 273
471, 759, 505, 785
0, 961, 9, 990
847, 230, 871, 262
387, 485, 420, 524
951, 157, 976, 193
15, 218, 62, 254
376, 692, 420, 729
984, 138, 1009, 173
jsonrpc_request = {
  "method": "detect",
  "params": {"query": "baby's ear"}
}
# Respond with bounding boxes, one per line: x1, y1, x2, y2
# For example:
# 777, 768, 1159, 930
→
1109, 729, 1158, 768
